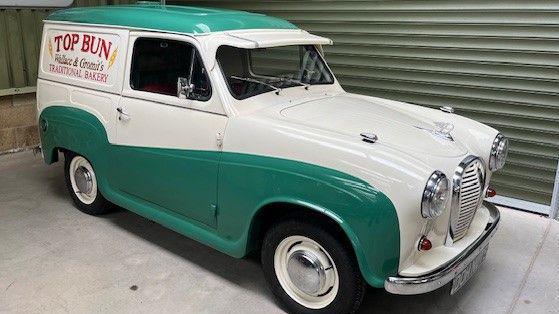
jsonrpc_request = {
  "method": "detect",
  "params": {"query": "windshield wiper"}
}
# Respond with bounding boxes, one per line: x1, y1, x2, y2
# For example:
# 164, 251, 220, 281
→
270, 76, 310, 90
230, 76, 282, 95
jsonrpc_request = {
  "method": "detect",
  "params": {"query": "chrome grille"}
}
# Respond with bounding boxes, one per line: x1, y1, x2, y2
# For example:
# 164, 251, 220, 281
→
450, 157, 485, 241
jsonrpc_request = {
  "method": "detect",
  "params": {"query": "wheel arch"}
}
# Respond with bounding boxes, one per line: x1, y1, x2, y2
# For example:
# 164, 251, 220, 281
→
43, 145, 61, 164
246, 198, 385, 287
39, 106, 112, 195
39, 106, 109, 164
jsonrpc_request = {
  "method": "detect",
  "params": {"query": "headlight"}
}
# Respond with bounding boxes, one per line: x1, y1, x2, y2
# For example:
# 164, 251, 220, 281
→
421, 171, 450, 219
489, 133, 509, 171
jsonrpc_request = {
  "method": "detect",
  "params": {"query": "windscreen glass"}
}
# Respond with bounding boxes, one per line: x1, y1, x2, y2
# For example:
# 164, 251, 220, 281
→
217, 45, 334, 100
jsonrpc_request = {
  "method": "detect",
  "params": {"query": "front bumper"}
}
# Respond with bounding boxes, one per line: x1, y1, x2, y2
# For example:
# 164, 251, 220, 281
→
384, 201, 500, 295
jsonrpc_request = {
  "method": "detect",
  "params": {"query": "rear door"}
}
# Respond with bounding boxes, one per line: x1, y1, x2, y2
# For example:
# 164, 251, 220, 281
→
111, 32, 227, 228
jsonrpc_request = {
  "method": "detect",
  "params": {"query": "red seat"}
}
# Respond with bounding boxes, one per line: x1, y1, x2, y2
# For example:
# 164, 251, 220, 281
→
141, 83, 176, 96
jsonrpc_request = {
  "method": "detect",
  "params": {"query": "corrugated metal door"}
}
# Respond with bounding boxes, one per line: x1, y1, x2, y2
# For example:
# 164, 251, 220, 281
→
185, 0, 559, 206
0, 8, 50, 94
1, 0, 557, 205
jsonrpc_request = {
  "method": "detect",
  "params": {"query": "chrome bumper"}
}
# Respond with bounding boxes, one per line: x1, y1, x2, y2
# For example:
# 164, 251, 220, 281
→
384, 201, 500, 295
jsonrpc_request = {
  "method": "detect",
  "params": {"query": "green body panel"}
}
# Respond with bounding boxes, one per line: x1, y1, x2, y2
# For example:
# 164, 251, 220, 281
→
217, 152, 400, 287
39, 106, 399, 287
110, 146, 220, 228
46, 4, 297, 35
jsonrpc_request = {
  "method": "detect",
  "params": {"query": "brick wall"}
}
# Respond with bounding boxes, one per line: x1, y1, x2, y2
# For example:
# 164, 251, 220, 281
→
0, 93, 39, 153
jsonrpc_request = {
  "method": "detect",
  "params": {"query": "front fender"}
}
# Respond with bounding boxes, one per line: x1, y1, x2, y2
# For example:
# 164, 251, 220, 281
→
217, 152, 400, 288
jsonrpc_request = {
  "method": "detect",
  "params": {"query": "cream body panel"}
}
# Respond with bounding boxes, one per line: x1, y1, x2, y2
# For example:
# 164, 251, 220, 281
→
347, 93, 498, 167
36, 79, 120, 142
280, 94, 469, 158
114, 96, 227, 150
399, 205, 491, 276
115, 32, 228, 150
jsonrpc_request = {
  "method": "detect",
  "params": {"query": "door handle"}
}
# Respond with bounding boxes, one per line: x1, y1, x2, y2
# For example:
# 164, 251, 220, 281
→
116, 107, 131, 121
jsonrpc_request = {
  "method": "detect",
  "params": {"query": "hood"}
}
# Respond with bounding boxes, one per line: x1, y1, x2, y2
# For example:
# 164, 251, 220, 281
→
279, 94, 468, 158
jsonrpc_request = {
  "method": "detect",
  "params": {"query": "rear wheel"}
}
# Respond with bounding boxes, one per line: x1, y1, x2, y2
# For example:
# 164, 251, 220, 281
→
64, 152, 113, 215
261, 219, 365, 314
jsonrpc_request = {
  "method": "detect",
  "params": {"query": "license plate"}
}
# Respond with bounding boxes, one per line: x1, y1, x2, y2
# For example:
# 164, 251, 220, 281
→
450, 244, 489, 294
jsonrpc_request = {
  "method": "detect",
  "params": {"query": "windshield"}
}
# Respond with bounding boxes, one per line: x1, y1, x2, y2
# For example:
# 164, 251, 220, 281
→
217, 45, 334, 100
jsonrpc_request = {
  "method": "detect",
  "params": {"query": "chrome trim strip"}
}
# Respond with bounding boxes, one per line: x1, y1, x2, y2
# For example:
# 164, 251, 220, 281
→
384, 201, 500, 295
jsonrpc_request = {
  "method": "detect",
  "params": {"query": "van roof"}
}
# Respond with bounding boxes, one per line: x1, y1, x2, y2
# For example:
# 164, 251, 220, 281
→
46, 3, 298, 35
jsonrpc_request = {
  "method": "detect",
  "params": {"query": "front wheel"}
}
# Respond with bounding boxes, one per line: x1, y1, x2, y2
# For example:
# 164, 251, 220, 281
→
64, 152, 113, 215
261, 219, 366, 314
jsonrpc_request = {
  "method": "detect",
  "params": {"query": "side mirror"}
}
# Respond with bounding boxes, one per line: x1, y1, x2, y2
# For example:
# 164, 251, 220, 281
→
177, 77, 194, 99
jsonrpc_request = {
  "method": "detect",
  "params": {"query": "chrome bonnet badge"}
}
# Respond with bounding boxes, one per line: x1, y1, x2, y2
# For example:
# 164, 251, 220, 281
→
415, 122, 454, 141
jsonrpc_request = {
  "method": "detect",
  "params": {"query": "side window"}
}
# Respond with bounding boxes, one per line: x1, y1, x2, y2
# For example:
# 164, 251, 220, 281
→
130, 38, 211, 101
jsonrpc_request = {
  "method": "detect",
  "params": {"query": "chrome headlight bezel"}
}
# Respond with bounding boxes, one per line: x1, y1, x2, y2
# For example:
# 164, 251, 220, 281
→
489, 133, 509, 171
421, 171, 450, 219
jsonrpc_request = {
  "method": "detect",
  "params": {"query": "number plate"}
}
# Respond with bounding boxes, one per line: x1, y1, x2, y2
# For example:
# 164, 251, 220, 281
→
450, 244, 489, 295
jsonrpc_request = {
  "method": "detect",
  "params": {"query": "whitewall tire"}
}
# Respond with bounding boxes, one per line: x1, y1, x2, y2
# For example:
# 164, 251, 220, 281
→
274, 235, 340, 309
64, 151, 113, 215
262, 218, 365, 314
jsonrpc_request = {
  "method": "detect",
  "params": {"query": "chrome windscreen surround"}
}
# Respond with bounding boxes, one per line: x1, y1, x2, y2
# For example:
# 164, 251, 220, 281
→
446, 155, 487, 245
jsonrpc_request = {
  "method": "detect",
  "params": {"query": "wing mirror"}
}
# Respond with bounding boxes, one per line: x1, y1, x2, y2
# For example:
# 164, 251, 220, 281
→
177, 77, 194, 99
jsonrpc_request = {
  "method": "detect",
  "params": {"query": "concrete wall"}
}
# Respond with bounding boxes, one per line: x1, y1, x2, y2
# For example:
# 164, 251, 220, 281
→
0, 93, 38, 153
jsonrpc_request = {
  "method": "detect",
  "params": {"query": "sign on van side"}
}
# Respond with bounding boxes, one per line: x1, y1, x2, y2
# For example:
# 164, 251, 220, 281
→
43, 30, 120, 86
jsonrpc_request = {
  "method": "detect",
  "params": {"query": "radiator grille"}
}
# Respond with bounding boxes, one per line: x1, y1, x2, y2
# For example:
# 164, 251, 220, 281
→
453, 159, 484, 241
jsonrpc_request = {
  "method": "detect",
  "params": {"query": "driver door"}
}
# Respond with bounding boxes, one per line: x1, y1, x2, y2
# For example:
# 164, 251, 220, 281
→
111, 33, 227, 228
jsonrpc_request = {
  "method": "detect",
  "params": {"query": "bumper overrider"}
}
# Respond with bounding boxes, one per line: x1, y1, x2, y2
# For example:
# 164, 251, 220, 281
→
384, 201, 500, 295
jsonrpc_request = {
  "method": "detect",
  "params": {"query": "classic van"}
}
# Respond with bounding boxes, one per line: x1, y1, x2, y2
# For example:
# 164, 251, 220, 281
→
37, 4, 506, 313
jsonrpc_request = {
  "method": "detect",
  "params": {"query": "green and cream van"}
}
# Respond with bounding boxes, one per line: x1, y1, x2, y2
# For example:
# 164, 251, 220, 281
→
37, 4, 507, 313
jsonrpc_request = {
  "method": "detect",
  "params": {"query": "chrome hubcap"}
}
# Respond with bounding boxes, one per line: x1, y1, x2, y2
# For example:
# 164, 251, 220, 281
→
69, 156, 97, 205
74, 166, 93, 194
274, 236, 339, 309
287, 250, 326, 295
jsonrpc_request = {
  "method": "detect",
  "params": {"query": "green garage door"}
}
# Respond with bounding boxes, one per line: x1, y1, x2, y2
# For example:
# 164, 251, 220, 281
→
1, 1, 557, 207
186, 0, 559, 207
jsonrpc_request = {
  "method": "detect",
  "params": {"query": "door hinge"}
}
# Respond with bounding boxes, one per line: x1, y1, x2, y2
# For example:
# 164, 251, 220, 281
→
216, 132, 223, 148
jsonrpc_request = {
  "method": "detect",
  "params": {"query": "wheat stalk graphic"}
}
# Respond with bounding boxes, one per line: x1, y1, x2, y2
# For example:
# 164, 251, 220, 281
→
108, 48, 118, 69
48, 38, 53, 58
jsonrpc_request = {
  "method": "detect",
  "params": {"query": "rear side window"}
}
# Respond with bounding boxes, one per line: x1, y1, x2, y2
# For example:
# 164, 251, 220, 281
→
130, 38, 211, 101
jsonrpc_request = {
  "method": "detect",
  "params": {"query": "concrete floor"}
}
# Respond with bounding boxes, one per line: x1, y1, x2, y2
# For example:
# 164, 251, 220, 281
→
0, 151, 558, 314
